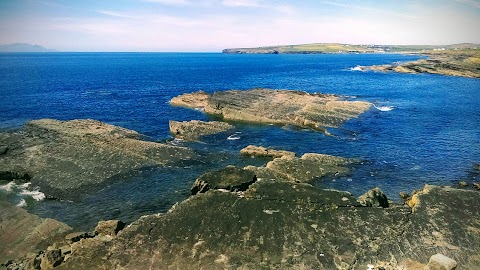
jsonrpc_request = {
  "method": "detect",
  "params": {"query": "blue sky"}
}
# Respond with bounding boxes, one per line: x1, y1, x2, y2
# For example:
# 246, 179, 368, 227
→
0, 0, 479, 51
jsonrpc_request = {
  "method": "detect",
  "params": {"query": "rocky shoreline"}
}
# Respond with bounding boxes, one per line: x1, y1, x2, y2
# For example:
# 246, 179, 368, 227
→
3, 163, 479, 269
358, 49, 480, 78
1, 88, 479, 269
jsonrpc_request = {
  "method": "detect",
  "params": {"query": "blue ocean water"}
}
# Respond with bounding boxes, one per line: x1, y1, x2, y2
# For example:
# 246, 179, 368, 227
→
1, 52, 479, 229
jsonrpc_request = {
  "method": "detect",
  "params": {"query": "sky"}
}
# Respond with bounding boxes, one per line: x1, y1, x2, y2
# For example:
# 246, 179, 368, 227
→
0, 0, 479, 52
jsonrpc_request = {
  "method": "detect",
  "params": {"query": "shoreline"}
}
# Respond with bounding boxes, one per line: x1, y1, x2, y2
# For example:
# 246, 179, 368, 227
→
1, 87, 480, 269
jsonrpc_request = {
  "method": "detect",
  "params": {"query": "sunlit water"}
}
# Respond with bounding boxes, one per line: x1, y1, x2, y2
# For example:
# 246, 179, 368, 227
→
1, 53, 479, 230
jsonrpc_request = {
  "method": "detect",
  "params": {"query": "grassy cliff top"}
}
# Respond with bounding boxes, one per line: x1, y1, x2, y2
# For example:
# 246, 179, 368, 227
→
222, 42, 480, 54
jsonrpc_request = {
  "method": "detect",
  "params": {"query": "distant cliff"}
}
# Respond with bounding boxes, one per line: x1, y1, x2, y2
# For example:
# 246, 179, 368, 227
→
0, 43, 56, 52
223, 42, 480, 54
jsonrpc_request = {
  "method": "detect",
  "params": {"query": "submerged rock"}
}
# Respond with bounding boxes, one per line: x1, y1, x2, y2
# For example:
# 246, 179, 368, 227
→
0, 119, 196, 200
169, 120, 234, 141
240, 145, 295, 159
170, 88, 371, 131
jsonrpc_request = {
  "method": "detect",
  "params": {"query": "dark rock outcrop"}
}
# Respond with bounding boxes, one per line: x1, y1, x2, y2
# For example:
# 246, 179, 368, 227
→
191, 166, 257, 195
357, 187, 389, 208
0, 146, 7, 155
95, 220, 125, 236
170, 89, 371, 131
0, 119, 196, 200
169, 120, 234, 141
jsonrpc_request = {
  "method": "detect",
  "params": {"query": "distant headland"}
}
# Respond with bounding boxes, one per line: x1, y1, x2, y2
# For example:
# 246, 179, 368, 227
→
0, 43, 56, 53
222, 42, 480, 78
222, 42, 479, 54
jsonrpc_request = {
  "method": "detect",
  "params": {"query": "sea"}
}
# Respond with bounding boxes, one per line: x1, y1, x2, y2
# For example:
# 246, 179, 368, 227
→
0, 52, 479, 230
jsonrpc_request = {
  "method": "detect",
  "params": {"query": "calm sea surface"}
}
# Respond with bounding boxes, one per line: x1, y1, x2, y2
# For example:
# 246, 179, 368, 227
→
1, 53, 479, 229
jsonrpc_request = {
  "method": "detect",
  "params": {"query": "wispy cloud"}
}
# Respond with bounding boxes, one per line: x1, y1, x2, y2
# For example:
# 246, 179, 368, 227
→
321, 1, 419, 20
222, 0, 262, 7
455, 0, 480, 8
142, 0, 190, 6
97, 10, 137, 19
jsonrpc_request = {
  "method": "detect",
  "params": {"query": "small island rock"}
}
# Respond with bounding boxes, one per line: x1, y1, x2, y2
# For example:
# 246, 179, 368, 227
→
169, 120, 234, 141
170, 88, 371, 131
240, 145, 295, 159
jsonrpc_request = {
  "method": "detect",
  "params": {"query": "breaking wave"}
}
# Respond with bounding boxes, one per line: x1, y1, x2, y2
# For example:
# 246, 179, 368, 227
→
374, 105, 395, 111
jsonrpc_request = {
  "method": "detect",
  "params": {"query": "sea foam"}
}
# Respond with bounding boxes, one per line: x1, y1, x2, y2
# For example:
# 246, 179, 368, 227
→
0, 181, 46, 205
374, 105, 395, 111
227, 134, 241, 140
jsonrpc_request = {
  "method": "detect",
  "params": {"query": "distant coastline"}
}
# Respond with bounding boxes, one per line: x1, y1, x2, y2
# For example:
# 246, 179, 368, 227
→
0, 43, 56, 53
222, 42, 480, 78
222, 42, 479, 54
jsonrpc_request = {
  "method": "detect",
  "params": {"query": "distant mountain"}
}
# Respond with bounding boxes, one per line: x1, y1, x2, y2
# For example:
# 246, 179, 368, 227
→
0, 43, 57, 52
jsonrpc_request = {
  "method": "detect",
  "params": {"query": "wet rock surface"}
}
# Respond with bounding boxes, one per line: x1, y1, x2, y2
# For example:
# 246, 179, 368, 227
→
0, 119, 196, 200
170, 88, 371, 131
169, 120, 234, 141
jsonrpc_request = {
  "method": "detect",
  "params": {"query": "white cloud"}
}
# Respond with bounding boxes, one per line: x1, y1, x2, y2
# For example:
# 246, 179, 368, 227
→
142, 0, 190, 6
97, 10, 137, 19
222, 0, 262, 7
455, 0, 480, 8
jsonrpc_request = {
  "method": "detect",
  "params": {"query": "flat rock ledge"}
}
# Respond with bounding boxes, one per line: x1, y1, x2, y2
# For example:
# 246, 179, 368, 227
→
170, 88, 372, 131
0, 119, 196, 200
245, 152, 359, 183
240, 145, 295, 159
169, 120, 234, 141
15, 182, 477, 270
